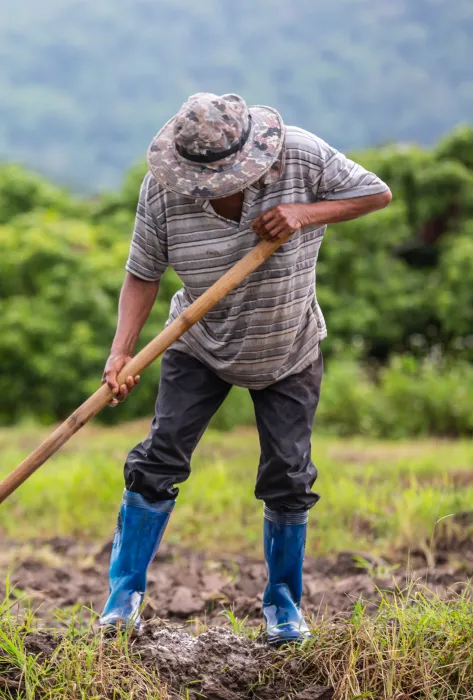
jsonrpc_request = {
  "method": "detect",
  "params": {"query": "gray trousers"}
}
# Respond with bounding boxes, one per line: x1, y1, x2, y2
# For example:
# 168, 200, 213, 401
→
125, 348, 323, 511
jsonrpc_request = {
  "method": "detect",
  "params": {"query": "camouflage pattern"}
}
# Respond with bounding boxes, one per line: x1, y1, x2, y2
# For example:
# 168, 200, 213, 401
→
147, 92, 285, 198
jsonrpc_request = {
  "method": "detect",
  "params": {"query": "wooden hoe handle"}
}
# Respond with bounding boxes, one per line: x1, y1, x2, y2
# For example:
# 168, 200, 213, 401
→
0, 235, 291, 505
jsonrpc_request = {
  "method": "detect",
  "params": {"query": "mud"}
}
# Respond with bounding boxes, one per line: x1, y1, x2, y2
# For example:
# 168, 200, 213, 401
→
134, 626, 332, 699
0, 624, 334, 700
3, 537, 473, 699
2, 535, 473, 629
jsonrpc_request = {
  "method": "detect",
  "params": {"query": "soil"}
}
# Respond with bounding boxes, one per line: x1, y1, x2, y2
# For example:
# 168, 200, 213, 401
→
2, 535, 473, 629
0, 538, 471, 629
2, 625, 334, 700
2, 536, 473, 699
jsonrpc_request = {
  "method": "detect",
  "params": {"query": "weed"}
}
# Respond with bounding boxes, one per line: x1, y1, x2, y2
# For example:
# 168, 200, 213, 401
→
218, 608, 262, 641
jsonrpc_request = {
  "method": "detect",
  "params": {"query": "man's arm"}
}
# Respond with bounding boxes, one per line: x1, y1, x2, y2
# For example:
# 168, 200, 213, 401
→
252, 191, 392, 240
102, 272, 160, 406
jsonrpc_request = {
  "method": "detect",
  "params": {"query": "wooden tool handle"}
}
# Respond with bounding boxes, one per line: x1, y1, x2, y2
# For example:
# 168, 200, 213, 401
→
0, 234, 290, 505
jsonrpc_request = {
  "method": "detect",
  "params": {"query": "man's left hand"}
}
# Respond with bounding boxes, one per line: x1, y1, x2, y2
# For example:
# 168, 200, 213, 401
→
252, 204, 308, 241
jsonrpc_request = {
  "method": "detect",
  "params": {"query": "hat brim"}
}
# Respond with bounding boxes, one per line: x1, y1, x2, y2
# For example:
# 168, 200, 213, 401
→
147, 105, 285, 199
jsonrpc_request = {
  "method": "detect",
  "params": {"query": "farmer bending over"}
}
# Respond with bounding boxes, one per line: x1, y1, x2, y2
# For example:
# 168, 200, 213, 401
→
99, 93, 391, 644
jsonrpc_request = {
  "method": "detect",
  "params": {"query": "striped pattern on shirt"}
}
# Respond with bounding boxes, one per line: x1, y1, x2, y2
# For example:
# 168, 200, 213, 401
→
126, 126, 389, 389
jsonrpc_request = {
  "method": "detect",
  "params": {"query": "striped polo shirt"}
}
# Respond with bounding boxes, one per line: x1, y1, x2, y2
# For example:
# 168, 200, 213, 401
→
126, 126, 389, 389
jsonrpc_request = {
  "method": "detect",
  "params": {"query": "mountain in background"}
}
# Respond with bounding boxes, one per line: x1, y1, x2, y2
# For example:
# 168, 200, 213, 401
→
1, 0, 472, 191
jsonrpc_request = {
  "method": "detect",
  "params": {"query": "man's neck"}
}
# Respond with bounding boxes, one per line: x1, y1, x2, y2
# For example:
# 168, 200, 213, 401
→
210, 192, 244, 223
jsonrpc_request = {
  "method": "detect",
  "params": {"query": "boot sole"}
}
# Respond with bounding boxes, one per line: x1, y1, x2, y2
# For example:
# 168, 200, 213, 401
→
98, 620, 143, 637
266, 634, 311, 648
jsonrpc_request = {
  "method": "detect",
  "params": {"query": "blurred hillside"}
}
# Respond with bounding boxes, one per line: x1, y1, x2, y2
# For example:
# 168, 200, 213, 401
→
1, 0, 472, 191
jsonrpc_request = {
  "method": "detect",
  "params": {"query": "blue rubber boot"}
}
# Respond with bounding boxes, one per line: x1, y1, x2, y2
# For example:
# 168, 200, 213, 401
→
263, 506, 311, 646
99, 490, 175, 633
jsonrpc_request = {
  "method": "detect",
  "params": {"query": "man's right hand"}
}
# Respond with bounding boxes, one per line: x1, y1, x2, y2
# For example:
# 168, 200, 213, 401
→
102, 353, 140, 407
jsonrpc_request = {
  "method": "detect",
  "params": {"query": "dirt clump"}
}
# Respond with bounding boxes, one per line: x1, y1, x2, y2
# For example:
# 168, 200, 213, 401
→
1, 621, 334, 699
137, 626, 273, 698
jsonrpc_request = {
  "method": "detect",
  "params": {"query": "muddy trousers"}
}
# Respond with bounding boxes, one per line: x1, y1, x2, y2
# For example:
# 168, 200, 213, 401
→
124, 348, 323, 512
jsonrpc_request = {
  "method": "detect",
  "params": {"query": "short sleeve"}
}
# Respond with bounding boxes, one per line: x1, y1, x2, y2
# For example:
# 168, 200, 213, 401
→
317, 140, 390, 200
125, 172, 168, 281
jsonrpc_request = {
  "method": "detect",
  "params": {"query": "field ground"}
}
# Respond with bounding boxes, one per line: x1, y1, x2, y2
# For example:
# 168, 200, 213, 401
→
1, 422, 473, 698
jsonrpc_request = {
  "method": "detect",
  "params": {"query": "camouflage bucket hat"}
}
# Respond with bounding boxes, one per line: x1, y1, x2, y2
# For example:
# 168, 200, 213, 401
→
147, 92, 285, 198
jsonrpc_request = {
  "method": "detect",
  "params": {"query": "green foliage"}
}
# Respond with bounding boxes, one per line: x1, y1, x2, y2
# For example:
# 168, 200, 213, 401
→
0, 164, 85, 224
0, 194, 181, 424
317, 356, 473, 438
436, 124, 473, 172
1, 127, 473, 435
0, 213, 113, 422
435, 225, 473, 337
1, 0, 473, 190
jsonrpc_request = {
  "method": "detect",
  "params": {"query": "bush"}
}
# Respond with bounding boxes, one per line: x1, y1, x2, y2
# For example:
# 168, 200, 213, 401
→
0, 210, 181, 424
317, 355, 473, 438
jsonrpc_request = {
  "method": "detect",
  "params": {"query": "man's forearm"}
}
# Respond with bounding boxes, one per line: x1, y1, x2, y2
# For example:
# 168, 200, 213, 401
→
298, 191, 392, 228
252, 190, 392, 240
111, 272, 160, 355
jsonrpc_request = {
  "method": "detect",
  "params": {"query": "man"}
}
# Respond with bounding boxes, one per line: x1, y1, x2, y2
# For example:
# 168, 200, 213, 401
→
99, 92, 391, 644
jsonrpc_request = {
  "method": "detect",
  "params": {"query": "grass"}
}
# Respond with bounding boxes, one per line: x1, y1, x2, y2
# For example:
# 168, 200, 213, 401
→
2, 422, 473, 698
2, 582, 473, 698
0, 591, 168, 698
1, 421, 473, 557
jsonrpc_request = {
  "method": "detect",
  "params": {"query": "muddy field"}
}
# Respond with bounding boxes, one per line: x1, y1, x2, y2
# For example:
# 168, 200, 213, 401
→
3, 535, 473, 699
2, 535, 472, 629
